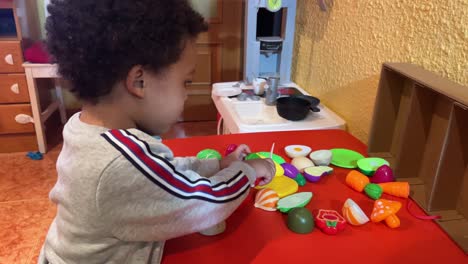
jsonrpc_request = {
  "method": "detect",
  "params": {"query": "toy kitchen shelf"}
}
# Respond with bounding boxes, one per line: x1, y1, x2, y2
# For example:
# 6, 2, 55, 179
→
368, 62, 468, 252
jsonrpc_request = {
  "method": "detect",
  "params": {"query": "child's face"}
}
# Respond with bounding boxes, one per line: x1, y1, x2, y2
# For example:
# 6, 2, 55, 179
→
135, 40, 196, 135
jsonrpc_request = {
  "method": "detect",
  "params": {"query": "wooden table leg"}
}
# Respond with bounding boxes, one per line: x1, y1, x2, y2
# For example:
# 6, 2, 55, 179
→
54, 79, 67, 124
25, 68, 47, 153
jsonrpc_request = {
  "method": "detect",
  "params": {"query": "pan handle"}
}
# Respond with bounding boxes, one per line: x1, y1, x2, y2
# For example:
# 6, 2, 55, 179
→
310, 106, 321, 112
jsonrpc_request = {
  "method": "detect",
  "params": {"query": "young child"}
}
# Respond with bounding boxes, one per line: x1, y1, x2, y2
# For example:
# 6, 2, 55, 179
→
38, 0, 275, 263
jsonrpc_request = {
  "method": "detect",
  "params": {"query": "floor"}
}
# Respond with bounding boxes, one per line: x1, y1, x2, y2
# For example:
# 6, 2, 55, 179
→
0, 121, 217, 264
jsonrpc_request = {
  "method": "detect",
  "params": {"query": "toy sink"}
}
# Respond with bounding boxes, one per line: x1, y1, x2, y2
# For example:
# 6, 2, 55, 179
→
231, 101, 288, 125
212, 82, 346, 134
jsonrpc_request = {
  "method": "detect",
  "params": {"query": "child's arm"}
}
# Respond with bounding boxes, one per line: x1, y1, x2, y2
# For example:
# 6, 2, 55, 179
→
98, 129, 258, 242
171, 144, 250, 177
96, 156, 255, 242
171, 156, 220, 177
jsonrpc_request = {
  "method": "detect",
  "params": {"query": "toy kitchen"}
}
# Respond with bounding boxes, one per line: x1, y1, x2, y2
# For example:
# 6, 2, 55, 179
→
212, 0, 346, 135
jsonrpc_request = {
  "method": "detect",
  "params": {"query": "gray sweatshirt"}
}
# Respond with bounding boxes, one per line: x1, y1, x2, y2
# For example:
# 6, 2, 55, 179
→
38, 113, 256, 263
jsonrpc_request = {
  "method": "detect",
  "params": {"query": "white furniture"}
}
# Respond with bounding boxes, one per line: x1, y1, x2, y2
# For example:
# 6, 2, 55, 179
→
213, 81, 346, 135
23, 63, 67, 153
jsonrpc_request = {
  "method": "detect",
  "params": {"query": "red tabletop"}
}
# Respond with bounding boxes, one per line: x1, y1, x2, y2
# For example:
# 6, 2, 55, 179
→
162, 130, 467, 263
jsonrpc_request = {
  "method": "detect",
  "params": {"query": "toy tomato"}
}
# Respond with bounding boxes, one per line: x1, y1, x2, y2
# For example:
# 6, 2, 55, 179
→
315, 209, 346, 235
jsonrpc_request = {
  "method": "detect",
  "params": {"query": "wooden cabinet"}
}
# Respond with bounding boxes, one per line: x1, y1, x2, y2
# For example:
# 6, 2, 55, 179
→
368, 63, 468, 253
0, 1, 37, 152
0, 73, 29, 103
0, 41, 24, 72
0, 104, 34, 134
183, 44, 221, 121
181, 0, 244, 121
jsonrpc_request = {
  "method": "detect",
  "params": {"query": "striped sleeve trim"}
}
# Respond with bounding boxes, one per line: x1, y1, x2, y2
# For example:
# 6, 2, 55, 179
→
101, 129, 250, 203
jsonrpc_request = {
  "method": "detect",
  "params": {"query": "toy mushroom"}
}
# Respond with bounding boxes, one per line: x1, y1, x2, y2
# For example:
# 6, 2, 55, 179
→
371, 199, 402, 228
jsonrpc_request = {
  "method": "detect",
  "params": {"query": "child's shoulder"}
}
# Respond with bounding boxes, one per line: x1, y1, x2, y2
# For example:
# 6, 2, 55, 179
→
100, 128, 174, 161
62, 113, 173, 168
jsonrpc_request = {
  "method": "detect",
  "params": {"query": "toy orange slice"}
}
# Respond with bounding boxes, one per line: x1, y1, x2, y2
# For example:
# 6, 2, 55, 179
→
254, 188, 279, 211
342, 198, 369, 226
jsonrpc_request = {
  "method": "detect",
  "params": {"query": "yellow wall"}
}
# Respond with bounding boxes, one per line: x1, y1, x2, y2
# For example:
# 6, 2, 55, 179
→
292, 0, 468, 143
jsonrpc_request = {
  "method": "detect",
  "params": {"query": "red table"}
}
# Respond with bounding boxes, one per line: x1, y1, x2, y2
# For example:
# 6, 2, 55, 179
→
162, 130, 467, 263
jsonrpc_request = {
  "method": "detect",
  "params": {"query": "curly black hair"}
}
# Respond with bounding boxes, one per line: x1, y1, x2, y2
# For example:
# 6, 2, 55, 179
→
46, 0, 208, 102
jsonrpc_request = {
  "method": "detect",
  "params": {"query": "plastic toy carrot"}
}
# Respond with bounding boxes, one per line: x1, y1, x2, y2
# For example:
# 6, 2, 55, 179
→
378, 182, 409, 198
346, 170, 410, 201
345, 170, 369, 192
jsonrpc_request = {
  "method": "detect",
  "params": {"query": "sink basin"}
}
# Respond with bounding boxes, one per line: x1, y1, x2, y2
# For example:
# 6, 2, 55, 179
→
212, 81, 346, 134
231, 101, 288, 125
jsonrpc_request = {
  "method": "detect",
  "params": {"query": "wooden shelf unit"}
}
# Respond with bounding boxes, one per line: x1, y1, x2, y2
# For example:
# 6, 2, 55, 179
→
0, 0, 38, 152
368, 63, 468, 252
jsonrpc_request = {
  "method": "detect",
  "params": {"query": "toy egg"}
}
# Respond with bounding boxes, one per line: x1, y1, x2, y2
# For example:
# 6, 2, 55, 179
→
285, 145, 312, 158
291, 157, 315, 172
309, 150, 332, 166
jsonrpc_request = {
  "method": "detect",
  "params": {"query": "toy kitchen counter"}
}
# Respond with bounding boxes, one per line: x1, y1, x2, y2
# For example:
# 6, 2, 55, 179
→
212, 81, 346, 134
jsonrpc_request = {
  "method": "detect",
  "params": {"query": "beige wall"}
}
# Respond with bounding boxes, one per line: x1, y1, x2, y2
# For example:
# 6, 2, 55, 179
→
292, 0, 468, 143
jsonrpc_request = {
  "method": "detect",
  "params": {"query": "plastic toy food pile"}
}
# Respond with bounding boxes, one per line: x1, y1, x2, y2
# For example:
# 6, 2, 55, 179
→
196, 143, 411, 236
346, 170, 410, 200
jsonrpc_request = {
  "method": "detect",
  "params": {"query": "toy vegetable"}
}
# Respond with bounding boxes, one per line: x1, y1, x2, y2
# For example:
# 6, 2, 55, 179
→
378, 182, 410, 198
303, 166, 333, 183
371, 165, 394, 183
371, 199, 402, 228
345, 170, 369, 192
364, 183, 383, 200
196, 149, 222, 160
277, 192, 313, 213
314, 209, 346, 235
294, 173, 307, 186
287, 207, 314, 234
346, 170, 410, 200
281, 163, 299, 179
224, 144, 238, 156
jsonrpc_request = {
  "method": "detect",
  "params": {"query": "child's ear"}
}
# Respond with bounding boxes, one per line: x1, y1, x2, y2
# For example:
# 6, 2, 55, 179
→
126, 65, 145, 99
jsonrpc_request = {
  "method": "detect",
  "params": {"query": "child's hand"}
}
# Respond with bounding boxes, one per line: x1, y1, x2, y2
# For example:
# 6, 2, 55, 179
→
244, 158, 275, 186
220, 144, 251, 169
